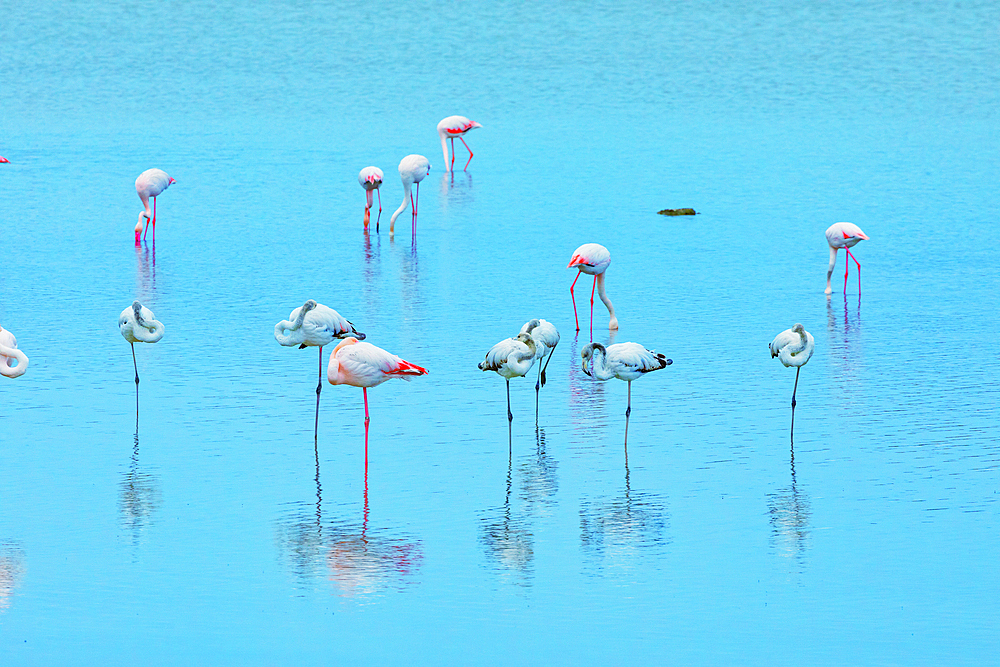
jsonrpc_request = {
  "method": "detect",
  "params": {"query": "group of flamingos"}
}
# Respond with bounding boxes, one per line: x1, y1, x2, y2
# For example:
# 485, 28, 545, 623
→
0, 130, 870, 444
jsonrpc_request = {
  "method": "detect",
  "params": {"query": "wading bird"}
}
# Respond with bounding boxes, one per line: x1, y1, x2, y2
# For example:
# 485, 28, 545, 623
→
581, 342, 672, 444
769, 323, 815, 438
479, 333, 537, 423
568, 243, 617, 340
135, 169, 175, 243
389, 155, 431, 237
0, 326, 28, 378
519, 319, 560, 419
327, 337, 428, 424
437, 116, 482, 172
0, 156, 8, 164
275, 300, 366, 438
825, 222, 869, 295
358, 167, 383, 232
119, 301, 164, 388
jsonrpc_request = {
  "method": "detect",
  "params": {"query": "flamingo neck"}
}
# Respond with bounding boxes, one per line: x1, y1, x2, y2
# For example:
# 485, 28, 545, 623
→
591, 347, 614, 380
826, 246, 838, 292
596, 273, 618, 329
388, 180, 412, 234
440, 133, 451, 172
0, 342, 28, 378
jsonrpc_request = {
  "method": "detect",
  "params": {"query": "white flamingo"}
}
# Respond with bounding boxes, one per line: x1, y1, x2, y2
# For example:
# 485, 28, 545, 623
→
358, 167, 383, 232
134, 169, 175, 243
479, 333, 537, 423
0, 326, 28, 378
388, 155, 431, 237
327, 337, 428, 424
770, 323, 815, 435
119, 301, 164, 387
568, 243, 618, 340
581, 342, 672, 443
519, 319, 560, 418
275, 300, 366, 438
825, 222, 869, 295
437, 116, 482, 172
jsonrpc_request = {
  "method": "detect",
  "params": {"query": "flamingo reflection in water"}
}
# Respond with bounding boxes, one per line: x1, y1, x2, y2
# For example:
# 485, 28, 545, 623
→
0, 542, 25, 613
767, 441, 812, 563
119, 430, 162, 551
479, 448, 535, 587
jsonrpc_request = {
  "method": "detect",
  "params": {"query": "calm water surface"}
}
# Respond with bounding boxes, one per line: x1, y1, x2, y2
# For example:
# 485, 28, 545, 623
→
1, 1, 998, 664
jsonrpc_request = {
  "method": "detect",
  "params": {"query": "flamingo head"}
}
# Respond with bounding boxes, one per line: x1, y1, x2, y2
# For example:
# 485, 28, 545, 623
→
135, 213, 149, 242
301, 299, 318, 314
523, 319, 541, 334
0, 156, 8, 164
567, 254, 586, 269
792, 323, 806, 335
169, 177, 176, 185
580, 342, 605, 376
470, 121, 482, 131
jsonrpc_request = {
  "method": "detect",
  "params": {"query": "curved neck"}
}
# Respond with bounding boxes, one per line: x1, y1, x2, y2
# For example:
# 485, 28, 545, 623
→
0, 343, 28, 378
440, 133, 450, 172
591, 349, 614, 380
139, 193, 151, 218
389, 181, 412, 231
826, 246, 838, 289
596, 273, 617, 325
274, 306, 308, 345
130, 317, 164, 343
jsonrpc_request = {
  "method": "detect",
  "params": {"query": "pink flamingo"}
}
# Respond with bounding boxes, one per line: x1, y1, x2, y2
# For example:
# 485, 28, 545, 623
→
135, 169, 175, 242
825, 222, 869, 295
0, 156, 8, 164
327, 337, 428, 424
568, 243, 618, 340
388, 155, 431, 237
437, 116, 482, 172
358, 167, 383, 232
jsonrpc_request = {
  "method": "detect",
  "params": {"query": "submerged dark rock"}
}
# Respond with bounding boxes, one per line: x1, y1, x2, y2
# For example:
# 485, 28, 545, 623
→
657, 208, 697, 216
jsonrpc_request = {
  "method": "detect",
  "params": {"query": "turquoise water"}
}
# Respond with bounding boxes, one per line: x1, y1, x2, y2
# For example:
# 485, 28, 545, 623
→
1, 1, 998, 663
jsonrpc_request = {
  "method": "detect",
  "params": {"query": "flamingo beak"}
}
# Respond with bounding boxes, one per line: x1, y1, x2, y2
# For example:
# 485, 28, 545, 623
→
169, 177, 176, 184
857, 232, 869, 240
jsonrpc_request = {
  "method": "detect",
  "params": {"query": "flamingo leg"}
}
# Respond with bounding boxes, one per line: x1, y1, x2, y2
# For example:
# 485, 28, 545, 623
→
460, 136, 473, 171
363, 386, 370, 424
450, 138, 456, 171
846, 248, 862, 295
589, 275, 597, 342
534, 357, 541, 422
375, 188, 382, 233
843, 247, 849, 294
412, 181, 420, 236
131, 342, 139, 386
540, 342, 556, 387
364, 419, 369, 470
506, 378, 513, 422
151, 196, 156, 241
315, 346, 323, 442
624, 381, 632, 445
570, 272, 581, 331
790, 367, 801, 439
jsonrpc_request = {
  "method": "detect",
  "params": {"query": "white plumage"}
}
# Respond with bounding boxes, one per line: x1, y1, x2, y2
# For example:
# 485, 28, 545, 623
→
437, 115, 482, 172
327, 338, 428, 389
581, 342, 671, 381
520, 319, 560, 415
134, 168, 175, 242
479, 333, 537, 380
274, 300, 364, 348
0, 326, 28, 378
568, 243, 618, 335
825, 222, 869, 295
389, 154, 431, 235
119, 301, 165, 344
769, 324, 815, 368
358, 166, 383, 231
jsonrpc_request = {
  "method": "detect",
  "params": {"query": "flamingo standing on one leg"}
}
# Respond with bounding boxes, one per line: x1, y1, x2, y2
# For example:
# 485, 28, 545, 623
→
519, 319, 560, 420
581, 342, 672, 445
825, 222, 869, 295
437, 116, 482, 172
770, 323, 815, 439
134, 169, 175, 243
389, 155, 431, 237
0, 326, 29, 378
327, 337, 428, 424
358, 167, 384, 232
568, 243, 618, 340
119, 301, 164, 415
275, 300, 366, 440
479, 333, 537, 425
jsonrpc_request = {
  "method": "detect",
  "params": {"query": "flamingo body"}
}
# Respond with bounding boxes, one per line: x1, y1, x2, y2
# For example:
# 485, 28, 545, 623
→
769, 324, 814, 368
359, 167, 384, 230
274, 300, 365, 348
581, 342, 671, 382
135, 168, 175, 242
327, 338, 428, 389
825, 222, 869, 294
119, 301, 165, 344
568, 243, 618, 335
479, 333, 537, 380
389, 155, 431, 235
0, 326, 28, 378
437, 115, 482, 172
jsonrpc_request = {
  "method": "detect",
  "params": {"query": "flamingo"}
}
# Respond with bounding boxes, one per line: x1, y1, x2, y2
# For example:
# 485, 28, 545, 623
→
0, 156, 8, 164
479, 333, 537, 423
119, 301, 164, 391
134, 169, 175, 243
358, 167, 383, 232
825, 222, 869, 295
275, 300, 366, 438
519, 319, 560, 419
770, 323, 815, 437
0, 326, 29, 378
437, 116, 482, 172
388, 155, 431, 237
327, 337, 428, 424
581, 342, 672, 443
568, 243, 618, 340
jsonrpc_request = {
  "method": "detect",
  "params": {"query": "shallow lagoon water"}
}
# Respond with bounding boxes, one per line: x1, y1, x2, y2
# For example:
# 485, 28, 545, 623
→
1, 1, 999, 663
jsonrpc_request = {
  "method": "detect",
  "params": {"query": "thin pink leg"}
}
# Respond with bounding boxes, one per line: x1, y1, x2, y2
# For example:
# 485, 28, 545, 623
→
151, 197, 156, 241
450, 138, 455, 170
363, 387, 370, 424
460, 137, 473, 171
376, 189, 382, 232
843, 247, 849, 294
589, 276, 597, 342
412, 182, 420, 236
570, 272, 581, 331
847, 248, 862, 295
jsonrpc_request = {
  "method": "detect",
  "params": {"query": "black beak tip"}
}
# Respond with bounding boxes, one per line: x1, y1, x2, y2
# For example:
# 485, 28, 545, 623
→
665, 359, 673, 365
355, 332, 367, 341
